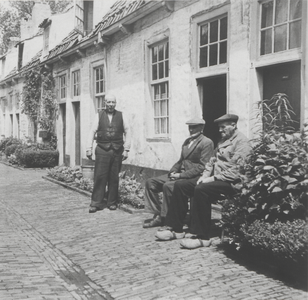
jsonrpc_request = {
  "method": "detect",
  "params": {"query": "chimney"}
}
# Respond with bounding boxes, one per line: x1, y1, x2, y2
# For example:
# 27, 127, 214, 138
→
20, 2, 51, 40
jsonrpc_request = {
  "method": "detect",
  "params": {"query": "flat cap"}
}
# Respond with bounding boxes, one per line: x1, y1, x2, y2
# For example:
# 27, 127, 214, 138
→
214, 114, 239, 123
186, 117, 205, 125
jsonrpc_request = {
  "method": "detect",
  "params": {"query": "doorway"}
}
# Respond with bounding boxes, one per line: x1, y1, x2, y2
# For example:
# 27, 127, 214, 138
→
261, 61, 301, 130
73, 102, 81, 166
201, 75, 227, 146
59, 104, 66, 164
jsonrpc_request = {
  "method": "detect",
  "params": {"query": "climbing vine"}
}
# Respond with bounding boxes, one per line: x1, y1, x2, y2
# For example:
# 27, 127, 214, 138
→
21, 66, 58, 142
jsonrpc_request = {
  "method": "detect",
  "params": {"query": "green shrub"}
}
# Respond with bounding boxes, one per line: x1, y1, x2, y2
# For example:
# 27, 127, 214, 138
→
47, 166, 83, 183
0, 136, 22, 152
5, 143, 23, 157
220, 93, 308, 263
17, 149, 59, 168
240, 219, 308, 263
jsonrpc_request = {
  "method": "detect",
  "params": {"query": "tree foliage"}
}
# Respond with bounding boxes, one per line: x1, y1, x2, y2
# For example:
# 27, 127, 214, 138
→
0, 1, 71, 55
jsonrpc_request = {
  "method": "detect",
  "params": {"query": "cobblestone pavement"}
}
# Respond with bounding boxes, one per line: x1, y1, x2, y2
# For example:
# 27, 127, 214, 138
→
0, 163, 307, 300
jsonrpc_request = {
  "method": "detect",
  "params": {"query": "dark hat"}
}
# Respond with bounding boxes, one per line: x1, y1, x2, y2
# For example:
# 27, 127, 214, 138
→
214, 114, 239, 123
186, 117, 205, 125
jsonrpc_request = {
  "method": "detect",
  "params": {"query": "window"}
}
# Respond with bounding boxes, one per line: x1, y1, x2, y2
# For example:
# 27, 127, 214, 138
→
199, 16, 227, 68
43, 25, 50, 53
59, 74, 67, 100
18, 43, 24, 70
75, 1, 93, 34
151, 41, 169, 136
72, 70, 80, 97
94, 66, 105, 111
260, 0, 302, 55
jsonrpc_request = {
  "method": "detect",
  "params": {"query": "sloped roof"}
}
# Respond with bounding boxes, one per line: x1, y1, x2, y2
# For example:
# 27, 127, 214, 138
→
92, 0, 146, 36
44, 29, 81, 60
4, 67, 17, 79
20, 50, 42, 73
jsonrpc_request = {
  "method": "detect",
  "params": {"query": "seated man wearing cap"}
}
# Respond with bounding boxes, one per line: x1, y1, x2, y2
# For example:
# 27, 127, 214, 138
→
156, 114, 251, 248
143, 118, 214, 228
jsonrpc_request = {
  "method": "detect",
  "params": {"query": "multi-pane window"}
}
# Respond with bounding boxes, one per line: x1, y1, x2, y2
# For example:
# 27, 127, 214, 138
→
151, 41, 169, 136
72, 70, 80, 96
260, 0, 302, 55
59, 75, 67, 100
75, 1, 84, 30
199, 16, 227, 68
94, 66, 105, 111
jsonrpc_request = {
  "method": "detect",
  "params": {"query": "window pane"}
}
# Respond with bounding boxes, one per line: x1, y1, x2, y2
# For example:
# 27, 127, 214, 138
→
158, 44, 164, 61
274, 24, 287, 52
161, 118, 167, 134
165, 60, 169, 78
154, 119, 160, 134
220, 17, 227, 40
261, 1, 273, 28
165, 42, 169, 59
152, 47, 157, 63
100, 80, 104, 93
96, 82, 99, 94
289, 21, 301, 49
96, 69, 99, 81
158, 62, 164, 79
209, 44, 218, 66
154, 101, 160, 116
154, 85, 160, 100
200, 24, 208, 45
275, 0, 288, 24
199, 46, 208, 68
161, 100, 167, 116
210, 20, 218, 43
290, 0, 302, 20
161, 83, 166, 98
261, 29, 272, 55
152, 64, 157, 80
219, 41, 227, 64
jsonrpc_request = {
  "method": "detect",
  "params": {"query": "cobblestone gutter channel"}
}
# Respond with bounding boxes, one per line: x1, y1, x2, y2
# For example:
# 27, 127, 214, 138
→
1, 200, 113, 300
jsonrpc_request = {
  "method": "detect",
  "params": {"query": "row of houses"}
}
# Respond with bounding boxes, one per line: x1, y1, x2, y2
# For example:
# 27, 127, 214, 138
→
0, 0, 307, 174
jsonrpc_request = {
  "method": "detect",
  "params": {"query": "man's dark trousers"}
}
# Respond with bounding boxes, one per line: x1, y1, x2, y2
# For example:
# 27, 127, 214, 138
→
91, 145, 123, 208
165, 179, 235, 238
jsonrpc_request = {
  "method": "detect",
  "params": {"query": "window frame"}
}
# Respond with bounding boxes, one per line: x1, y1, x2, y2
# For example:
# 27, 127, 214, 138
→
150, 39, 170, 138
198, 14, 228, 69
58, 73, 68, 102
72, 69, 81, 98
191, 4, 230, 78
93, 65, 106, 112
259, 0, 302, 56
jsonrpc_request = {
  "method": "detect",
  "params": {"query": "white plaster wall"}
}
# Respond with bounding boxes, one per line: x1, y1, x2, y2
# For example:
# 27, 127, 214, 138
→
23, 35, 43, 66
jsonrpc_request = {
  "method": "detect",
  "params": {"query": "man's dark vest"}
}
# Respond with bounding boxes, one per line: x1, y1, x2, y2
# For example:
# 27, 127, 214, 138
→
96, 110, 124, 151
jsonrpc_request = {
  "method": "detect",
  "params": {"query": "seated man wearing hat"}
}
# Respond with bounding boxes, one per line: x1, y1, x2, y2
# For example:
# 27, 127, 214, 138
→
143, 118, 214, 228
156, 114, 251, 248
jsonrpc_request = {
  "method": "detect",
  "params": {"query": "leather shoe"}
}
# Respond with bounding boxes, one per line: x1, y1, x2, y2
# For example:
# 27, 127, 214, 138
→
108, 205, 117, 210
143, 216, 162, 228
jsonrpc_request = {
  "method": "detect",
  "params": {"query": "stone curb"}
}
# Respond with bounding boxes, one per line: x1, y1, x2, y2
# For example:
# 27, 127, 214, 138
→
42, 175, 144, 215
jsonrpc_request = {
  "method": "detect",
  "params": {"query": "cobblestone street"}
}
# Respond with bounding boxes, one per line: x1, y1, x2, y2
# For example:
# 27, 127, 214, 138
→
0, 163, 307, 300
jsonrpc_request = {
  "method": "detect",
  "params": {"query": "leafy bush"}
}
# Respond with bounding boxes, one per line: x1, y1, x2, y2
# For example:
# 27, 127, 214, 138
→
0, 136, 22, 154
220, 93, 308, 263
118, 172, 144, 209
240, 219, 308, 263
17, 148, 59, 168
5, 143, 23, 157
47, 166, 83, 183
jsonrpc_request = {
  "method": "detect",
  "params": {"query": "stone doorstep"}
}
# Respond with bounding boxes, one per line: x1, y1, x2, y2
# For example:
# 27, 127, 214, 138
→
42, 175, 144, 214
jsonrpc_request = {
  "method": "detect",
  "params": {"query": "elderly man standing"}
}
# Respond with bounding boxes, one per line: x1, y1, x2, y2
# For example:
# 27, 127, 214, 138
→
143, 118, 214, 228
156, 114, 251, 248
86, 94, 130, 212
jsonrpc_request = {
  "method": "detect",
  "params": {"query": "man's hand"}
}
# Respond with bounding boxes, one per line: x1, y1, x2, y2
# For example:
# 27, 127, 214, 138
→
86, 150, 93, 160
197, 176, 215, 185
122, 150, 128, 161
169, 172, 181, 180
